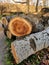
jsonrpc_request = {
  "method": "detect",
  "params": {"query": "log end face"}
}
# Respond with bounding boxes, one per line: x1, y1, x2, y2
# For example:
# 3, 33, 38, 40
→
11, 43, 19, 64
8, 17, 32, 37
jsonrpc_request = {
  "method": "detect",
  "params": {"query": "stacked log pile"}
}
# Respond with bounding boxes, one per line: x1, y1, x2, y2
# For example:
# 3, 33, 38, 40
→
1, 13, 49, 64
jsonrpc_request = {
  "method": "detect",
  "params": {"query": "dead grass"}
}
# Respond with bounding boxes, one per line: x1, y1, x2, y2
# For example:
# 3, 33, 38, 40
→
0, 3, 47, 14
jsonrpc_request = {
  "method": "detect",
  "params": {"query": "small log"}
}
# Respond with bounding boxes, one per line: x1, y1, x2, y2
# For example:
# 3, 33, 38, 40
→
11, 27, 49, 64
43, 13, 49, 17
1, 17, 8, 27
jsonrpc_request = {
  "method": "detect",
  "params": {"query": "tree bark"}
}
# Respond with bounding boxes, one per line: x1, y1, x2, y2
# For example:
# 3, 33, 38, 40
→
11, 27, 49, 64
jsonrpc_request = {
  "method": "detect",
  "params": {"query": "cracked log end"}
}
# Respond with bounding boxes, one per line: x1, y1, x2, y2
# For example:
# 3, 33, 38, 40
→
8, 17, 32, 37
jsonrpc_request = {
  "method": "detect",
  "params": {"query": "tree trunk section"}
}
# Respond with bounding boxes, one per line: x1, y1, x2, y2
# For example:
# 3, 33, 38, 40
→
36, 0, 39, 12
11, 27, 49, 64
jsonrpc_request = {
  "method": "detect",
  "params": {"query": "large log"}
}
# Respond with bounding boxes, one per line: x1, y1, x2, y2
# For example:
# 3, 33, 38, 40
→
11, 27, 49, 64
8, 14, 45, 37
2, 14, 46, 38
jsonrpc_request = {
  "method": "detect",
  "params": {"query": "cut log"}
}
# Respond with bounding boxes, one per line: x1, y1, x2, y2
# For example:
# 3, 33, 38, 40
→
8, 17, 32, 37
11, 27, 49, 64
8, 15, 45, 37
2, 14, 45, 38
1, 17, 8, 27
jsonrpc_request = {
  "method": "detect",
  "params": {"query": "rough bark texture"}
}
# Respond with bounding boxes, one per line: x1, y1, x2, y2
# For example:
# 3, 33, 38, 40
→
11, 27, 49, 64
